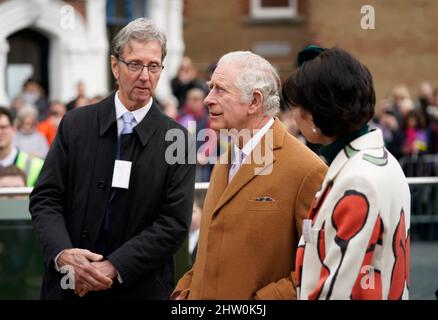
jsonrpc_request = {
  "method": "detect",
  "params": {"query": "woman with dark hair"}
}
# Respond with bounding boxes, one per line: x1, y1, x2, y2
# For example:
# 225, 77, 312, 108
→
283, 46, 411, 300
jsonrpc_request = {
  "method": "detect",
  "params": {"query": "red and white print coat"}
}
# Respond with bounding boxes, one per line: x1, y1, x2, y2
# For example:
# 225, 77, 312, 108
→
296, 129, 411, 300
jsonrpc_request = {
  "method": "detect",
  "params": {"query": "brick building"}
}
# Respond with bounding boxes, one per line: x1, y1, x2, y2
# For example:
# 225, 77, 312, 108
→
182, 0, 438, 101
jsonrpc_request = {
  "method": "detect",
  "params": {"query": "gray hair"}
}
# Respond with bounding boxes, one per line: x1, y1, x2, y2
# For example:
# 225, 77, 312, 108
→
217, 51, 281, 117
111, 18, 167, 61
15, 105, 38, 128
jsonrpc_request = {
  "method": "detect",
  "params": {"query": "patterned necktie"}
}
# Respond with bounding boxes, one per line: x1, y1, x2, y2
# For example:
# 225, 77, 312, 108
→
121, 112, 135, 135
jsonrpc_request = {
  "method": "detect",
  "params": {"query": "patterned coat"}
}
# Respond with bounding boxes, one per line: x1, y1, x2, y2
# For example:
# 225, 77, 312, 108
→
296, 129, 411, 300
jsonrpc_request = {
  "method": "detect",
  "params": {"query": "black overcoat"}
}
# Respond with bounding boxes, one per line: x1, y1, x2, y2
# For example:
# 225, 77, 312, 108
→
30, 93, 196, 299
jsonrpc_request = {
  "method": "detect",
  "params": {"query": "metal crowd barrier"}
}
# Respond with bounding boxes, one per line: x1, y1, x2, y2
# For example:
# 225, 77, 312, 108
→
2, 178, 436, 195
1, 178, 437, 223
399, 154, 438, 177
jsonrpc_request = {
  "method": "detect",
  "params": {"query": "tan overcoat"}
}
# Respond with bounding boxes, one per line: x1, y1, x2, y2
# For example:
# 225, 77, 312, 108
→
173, 118, 327, 299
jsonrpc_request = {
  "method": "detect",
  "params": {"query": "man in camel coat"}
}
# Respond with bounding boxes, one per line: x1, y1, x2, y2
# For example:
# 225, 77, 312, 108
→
172, 51, 327, 300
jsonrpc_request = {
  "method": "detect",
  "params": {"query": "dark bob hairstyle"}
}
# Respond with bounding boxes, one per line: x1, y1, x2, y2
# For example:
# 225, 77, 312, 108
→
282, 47, 376, 137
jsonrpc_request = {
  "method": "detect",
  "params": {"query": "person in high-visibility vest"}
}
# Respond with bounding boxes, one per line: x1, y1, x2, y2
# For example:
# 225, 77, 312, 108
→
14, 150, 44, 186
0, 107, 44, 187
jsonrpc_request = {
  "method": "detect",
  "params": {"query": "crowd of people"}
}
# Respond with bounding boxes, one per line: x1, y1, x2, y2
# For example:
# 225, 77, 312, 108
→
1, 53, 436, 188
0, 78, 107, 188
281, 82, 438, 161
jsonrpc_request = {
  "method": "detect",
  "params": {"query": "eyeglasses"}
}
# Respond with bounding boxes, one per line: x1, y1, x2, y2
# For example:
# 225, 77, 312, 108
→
117, 57, 164, 74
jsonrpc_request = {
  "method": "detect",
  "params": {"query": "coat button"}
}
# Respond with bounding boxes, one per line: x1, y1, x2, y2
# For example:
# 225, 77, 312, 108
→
97, 180, 105, 189
81, 230, 88, 239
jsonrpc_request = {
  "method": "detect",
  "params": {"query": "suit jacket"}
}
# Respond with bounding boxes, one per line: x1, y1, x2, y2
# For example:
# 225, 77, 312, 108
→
296, 129, 411, 300
172, 118, 327, 299
29, 93, 196, 299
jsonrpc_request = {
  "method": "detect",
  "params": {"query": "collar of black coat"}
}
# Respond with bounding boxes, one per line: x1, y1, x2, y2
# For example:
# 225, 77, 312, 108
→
98, 92, 162, 146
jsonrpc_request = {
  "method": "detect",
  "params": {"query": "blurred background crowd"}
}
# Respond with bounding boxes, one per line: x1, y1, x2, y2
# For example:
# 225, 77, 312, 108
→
2, 62, 438, 186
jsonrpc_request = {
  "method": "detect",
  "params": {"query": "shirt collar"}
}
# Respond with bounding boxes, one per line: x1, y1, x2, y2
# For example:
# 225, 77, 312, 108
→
233, 117, 275, 162
115, 90, 153, 125
0, 147, 18, 167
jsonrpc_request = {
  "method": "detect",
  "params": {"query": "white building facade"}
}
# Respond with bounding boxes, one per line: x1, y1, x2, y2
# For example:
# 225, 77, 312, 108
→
0, 0, 184, 105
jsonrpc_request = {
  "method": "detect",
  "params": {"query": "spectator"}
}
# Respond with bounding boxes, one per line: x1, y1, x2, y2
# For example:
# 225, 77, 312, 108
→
403, 109, 428, 156
373, 98, 405, 159
158, 95, 179, 119
13, 105, 49, 159
171, 56, 209, 109
390, 84, 412, 128
36, 101, 66, 146
66, 81, 87, 111
0, 165, 26, 188
177, 89, 208, 126
399, 98, 415, 119
9, 96, 25, 122
426, 88, 438, 154
20, 78, 49, 121
0, 107, 43, 187
415, 81, 434, 124
177, 88, 213, 182
427, 88, 438, 121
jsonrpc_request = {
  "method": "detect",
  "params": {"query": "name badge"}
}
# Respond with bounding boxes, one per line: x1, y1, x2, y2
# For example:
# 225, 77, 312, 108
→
111, 160, 132, 189
302, 219, 312, 244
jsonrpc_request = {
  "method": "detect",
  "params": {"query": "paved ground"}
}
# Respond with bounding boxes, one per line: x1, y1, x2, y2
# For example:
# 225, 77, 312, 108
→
411, 241, 438, 300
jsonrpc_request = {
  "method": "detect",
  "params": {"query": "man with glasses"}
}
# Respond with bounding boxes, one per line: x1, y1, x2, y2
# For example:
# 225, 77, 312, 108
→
30, 18, 196, 299
0, 107, 43, 186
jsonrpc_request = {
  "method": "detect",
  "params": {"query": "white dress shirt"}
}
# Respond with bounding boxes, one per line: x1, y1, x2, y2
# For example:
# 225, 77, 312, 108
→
189, 228, 200, 255
228, 117, 274, 182
114, 91, 153, 135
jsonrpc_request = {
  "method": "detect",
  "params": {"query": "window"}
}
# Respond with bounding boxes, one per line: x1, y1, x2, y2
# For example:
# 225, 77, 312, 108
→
250, 0, 297, 19
106, 0, 148, 26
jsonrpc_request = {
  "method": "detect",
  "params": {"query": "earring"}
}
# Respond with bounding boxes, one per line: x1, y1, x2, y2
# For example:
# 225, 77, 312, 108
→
312, 127, 317, 133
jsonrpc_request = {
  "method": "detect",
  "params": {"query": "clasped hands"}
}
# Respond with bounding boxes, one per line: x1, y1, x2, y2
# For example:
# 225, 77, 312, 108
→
58, 248, 117, 298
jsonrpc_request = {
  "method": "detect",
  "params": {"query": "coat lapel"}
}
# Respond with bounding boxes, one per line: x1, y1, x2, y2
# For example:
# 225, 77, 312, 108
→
211, 118, 285, 217
133, 101, 162, 146
98, 94, 163, 147
206, 152, 230, 210
98, 92, 117, 136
